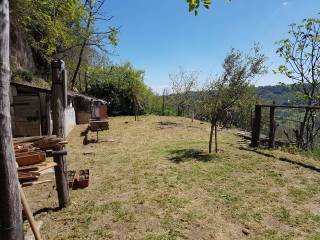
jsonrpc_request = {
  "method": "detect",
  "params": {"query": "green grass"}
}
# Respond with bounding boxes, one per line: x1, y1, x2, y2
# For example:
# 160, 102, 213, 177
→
24, 115, 320, 239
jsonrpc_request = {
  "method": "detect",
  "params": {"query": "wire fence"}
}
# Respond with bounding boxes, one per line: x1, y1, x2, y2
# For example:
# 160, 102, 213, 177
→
252, 105, 320, 151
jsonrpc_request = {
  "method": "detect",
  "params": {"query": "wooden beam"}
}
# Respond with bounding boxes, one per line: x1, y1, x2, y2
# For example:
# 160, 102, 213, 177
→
0, 0, 23, 239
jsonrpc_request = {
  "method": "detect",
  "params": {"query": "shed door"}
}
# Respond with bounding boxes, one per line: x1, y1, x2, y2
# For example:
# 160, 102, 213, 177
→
13, 95, 41, 137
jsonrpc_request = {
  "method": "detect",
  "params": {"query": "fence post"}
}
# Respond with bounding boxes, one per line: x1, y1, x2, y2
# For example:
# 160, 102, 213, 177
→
51, 60, 70, 209
251, 105, 262, 147
268, 104, 276, 148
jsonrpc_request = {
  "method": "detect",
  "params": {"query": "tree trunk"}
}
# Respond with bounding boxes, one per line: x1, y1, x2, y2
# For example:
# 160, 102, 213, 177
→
162, 90, 165, 116
298, 108, 309, 150
214, 119, 218, 153
71, 41, 87, 90
134, 105, 137, 121
70, 0, 93, 89
209, 118, 214, 153
0, 0, 23, 239
85, 71, 88, 93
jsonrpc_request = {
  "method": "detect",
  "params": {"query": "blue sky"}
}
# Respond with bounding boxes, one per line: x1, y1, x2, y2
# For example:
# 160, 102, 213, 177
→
100, 0, 320, 93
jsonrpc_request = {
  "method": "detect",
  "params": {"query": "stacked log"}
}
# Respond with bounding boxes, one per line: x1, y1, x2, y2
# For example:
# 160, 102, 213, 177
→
13, 136, 67, 184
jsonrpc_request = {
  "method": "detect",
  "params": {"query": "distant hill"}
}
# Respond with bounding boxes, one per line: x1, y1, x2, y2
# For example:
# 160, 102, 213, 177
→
255, 85, 301, 105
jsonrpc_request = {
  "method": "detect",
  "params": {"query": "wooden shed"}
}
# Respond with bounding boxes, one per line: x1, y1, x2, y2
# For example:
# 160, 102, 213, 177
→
70, 92, 108, 124
10, 82, 76, 137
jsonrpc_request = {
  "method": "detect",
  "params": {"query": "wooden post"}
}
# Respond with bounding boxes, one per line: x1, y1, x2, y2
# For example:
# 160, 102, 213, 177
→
0, 0, 24, 239
251, 105, 262, 147
51, 60, 70, 209
85, 71, 88, 93
268, 104, 276, 149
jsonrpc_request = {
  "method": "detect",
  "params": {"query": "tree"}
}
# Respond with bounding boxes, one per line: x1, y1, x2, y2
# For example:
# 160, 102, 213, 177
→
10, 0, 118, 87
203, 46, 267, 153
170, 68, 198, 117
70, 0, 119, 89
0, 0, 23, 239
276, 17, 320, 150
87, 63, 156, 117
187, 0, 212, 15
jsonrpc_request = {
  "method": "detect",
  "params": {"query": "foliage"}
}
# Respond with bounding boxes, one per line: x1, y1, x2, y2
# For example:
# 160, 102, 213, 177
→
202, 46, 267, 153
11, 0, 82, 63
186, 0, 212, 15
10, 0, 118, 81
255, 84, 303, 105
87, 63, 161, 116
276, 17, 320, 150
170, 68, 198, 117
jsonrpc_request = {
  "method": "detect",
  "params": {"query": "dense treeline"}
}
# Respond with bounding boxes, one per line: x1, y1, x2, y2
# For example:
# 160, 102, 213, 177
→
86, 63, 163, 116
9, 0, 168, 117
10, 0, 118, 84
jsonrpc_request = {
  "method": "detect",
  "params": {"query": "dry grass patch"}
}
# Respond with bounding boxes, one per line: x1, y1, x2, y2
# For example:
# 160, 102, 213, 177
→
24, 115, 320, 239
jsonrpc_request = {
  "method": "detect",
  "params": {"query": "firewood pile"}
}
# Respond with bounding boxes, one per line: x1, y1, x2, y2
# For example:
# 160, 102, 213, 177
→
13, 136, 67, 186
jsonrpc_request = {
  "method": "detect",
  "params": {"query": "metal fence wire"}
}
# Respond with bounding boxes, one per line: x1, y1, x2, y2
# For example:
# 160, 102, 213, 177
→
251, 105, 320, 151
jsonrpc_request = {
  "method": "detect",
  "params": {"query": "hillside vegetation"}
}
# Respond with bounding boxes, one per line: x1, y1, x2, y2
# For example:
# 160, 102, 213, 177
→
255, 85, 301, 105
24, 116, 320, 239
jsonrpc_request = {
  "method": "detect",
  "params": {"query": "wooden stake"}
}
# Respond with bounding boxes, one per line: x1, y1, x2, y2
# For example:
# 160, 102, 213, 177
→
0, 0, 23, 239
51, 60, 70, 209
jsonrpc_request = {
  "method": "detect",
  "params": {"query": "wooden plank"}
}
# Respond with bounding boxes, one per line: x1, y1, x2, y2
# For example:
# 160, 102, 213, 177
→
13, 136, 46, 144
18, 172, 39, 182
16, 152, 46, 167
18, 162, 56, 173
15, 151, 42, 157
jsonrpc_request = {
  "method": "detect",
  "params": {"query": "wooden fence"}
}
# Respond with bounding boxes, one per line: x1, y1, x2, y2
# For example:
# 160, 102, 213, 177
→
251, 104, 320, 150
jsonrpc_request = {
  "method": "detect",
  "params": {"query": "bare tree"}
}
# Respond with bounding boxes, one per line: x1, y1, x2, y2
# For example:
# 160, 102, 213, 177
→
70, 0, 118, 90
276, 17, 320, 150
0, 0, 23, 239
203, 46, 267, 153
170, 68, 198, 117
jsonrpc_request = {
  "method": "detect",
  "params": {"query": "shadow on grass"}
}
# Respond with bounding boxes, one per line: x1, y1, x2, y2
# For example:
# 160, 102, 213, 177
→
240, 147, 320, 173
169, 149, 216, 163
158, 121, 179, 126
32, 207, 61, 217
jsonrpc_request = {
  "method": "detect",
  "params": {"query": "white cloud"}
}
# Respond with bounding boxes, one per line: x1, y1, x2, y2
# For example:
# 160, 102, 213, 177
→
282, 1, 289, 7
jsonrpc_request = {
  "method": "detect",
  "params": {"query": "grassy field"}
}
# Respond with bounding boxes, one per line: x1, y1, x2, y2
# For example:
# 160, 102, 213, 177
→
25, 115, 320, 239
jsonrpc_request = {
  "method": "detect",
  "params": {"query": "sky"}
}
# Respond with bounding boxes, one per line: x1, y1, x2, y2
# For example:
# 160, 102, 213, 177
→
100, 0, 320, 93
